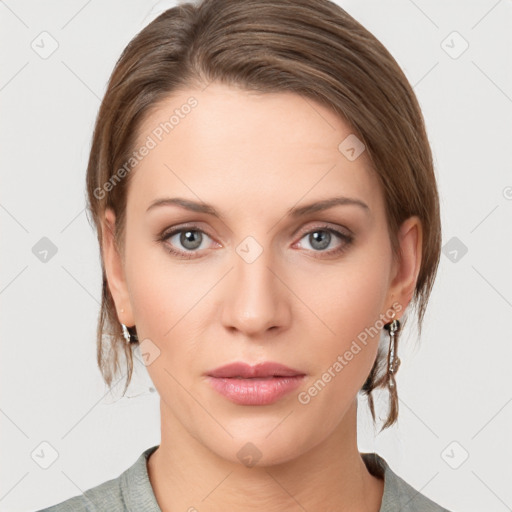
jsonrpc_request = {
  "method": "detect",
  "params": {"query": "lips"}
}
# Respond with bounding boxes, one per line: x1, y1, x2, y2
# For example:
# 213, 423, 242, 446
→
206, 361, 305, 379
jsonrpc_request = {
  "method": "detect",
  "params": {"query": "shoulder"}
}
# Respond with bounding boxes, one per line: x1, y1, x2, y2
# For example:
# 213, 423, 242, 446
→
34, 471, 125, 512
34, 445, 161, 512
361, 452, 453, 512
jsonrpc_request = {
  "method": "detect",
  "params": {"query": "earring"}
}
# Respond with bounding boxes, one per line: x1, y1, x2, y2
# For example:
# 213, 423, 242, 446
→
359, 306, 402, 430
383, 310, 401, 386
121, 323, 139, 344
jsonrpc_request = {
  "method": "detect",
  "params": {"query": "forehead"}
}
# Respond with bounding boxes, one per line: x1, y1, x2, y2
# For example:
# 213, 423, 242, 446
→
129, 82, 383, 218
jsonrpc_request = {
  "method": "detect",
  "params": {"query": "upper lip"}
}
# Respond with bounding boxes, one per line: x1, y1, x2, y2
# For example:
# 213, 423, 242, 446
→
206, 362, 305, 378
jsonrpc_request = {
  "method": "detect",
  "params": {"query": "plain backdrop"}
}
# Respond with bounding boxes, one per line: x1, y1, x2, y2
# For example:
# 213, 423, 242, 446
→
1, 1, 511, 511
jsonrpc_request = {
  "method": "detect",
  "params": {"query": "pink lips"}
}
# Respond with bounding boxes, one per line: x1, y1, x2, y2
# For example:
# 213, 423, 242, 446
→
206, 362, 306, 406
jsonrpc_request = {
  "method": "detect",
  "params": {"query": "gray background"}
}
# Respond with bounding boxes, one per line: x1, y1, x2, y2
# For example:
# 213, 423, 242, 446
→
1, 1, 511, 511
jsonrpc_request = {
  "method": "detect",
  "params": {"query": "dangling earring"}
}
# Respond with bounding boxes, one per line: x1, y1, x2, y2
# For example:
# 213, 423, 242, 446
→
379, 308, 401, 429
121, 323, 131, 343
359, 305, 403, 430
383, 309, 401, 386
119, 308, 138, 344
121, 323, 139, 344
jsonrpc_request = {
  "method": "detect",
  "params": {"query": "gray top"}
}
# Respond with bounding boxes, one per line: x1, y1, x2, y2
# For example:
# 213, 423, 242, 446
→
35, 445, 452, 511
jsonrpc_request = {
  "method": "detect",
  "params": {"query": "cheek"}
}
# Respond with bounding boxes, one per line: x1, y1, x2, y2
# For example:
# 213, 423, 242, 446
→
124, 241, 212, 364
295, 246, 391, 397
123, 241, 188, 355
124, 250, 202, 406
126, 256, 172, 336
305, 251, 391, 344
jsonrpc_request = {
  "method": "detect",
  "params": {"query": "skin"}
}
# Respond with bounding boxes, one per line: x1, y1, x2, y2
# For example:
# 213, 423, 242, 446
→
102, 81, 422, 511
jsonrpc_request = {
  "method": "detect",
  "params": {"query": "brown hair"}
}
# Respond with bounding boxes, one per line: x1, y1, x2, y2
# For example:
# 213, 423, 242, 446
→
85, 0, 441, 431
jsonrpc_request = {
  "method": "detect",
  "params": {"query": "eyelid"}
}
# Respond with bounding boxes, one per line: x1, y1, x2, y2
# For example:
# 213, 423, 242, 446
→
295, 221, 353, 238
160, 223, 219, 247
293, 223, 353, 251
158, 220, 354, 259
161, 221, 351, 243
162, 222, 215, 238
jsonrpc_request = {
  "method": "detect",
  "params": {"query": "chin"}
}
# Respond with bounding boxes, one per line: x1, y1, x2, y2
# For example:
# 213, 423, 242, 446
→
202, 424, 312, 468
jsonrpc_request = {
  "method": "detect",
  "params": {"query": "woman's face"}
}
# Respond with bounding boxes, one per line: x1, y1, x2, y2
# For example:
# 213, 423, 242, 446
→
104, 82, 420, 465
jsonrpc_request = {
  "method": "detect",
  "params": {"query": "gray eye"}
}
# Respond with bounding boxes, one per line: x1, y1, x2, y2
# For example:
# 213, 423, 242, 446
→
307, 230, 331, 251
177, 230, 203, 250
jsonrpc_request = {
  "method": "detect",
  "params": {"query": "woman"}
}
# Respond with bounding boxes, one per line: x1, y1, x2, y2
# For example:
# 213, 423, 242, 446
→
38, 0, 452, 510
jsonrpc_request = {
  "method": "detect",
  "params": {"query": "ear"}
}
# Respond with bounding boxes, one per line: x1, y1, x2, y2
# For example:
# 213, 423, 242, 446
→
101, 208, 135, 327
386, 215, 423, 318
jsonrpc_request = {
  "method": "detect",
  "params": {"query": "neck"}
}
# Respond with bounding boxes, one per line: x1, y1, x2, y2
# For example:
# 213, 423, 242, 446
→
147, 399, 384, 512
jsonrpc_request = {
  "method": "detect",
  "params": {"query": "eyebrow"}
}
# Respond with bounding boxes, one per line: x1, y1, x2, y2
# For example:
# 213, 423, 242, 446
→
146, 196, 370, 219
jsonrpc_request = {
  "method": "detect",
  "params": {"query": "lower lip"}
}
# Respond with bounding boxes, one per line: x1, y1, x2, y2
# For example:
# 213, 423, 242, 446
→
206, 375, 305, 405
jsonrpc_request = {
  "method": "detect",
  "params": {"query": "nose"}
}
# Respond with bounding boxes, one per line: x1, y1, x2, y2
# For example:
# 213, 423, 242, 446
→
220, 245, 291, 337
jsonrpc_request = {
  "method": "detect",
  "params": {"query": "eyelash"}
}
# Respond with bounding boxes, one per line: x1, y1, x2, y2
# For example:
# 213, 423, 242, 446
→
156, 223, 354, 260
